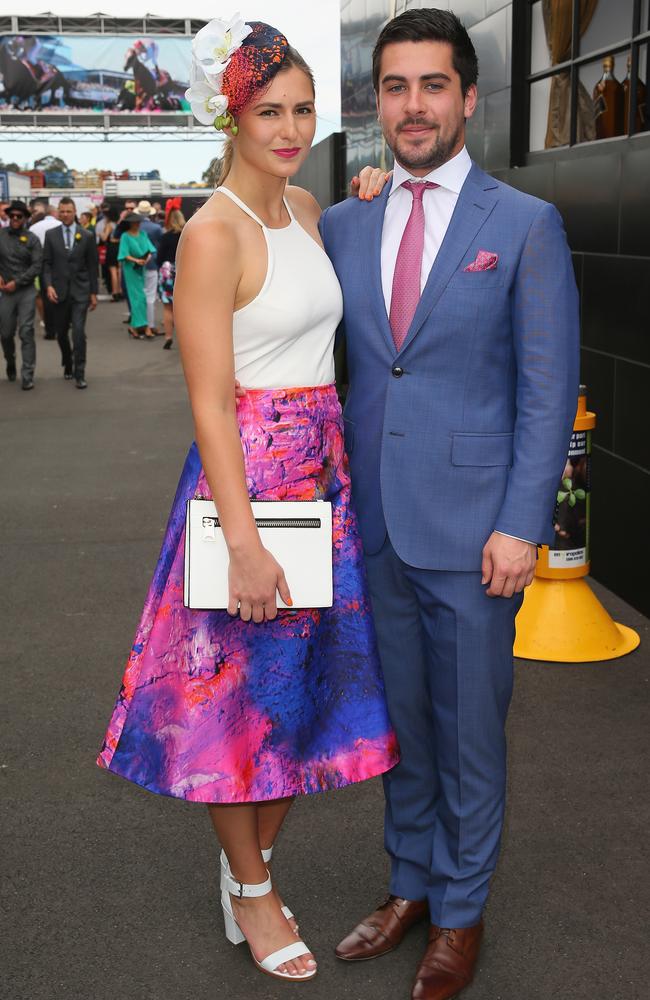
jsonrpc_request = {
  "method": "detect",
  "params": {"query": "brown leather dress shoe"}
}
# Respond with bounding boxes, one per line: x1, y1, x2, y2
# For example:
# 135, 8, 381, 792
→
411, 922, 483, 1000
335, 895, 428, 961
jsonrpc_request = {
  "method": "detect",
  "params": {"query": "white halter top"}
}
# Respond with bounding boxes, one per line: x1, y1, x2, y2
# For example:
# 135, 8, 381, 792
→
216, 186, 343, 390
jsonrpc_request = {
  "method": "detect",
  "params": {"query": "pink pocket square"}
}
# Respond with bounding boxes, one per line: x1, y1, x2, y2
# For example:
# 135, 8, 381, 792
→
464, 250, 499, 272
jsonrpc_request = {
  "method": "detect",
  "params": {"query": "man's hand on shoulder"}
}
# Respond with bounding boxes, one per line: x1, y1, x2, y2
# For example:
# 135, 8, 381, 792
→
481, 532, 537, 598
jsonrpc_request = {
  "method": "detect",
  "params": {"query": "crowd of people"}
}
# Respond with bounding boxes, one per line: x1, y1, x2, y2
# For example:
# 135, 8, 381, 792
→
0, 194, 185, 390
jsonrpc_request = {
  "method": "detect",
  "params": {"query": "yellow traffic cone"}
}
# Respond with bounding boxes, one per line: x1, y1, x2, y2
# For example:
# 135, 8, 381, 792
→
514, 576, 639, 662
514, 388, 640, 663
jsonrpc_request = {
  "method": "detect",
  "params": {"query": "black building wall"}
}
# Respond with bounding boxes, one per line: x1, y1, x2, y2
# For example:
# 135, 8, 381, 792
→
341, 0, 650, 616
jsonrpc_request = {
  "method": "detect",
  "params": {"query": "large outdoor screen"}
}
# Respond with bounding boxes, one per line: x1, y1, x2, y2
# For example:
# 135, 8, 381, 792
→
0, 34, 191, 114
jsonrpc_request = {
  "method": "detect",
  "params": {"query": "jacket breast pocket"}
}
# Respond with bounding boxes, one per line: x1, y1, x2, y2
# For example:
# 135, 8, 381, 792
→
451, 432, 514, 467
448, 266, 507, 289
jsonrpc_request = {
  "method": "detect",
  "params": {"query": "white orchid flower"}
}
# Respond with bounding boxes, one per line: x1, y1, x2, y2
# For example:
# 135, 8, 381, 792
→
192, 12, 252, 77
185, 79, 229, 126
189, 57, 223, 95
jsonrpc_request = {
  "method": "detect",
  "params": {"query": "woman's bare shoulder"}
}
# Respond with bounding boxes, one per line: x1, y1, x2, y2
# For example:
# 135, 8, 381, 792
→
178, 194, 242, 260
285, 185, 321, 222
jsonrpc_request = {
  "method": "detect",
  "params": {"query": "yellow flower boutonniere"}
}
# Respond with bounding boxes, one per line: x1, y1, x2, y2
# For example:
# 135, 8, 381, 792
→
75, 231, 82, 241
19, 235, 28, 243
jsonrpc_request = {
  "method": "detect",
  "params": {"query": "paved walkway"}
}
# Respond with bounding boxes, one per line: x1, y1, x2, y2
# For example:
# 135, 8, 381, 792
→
2, 300, 648, 1000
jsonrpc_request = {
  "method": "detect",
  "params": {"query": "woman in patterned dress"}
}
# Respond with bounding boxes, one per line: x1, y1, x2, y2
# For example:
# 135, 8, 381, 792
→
97, 16, 396, 983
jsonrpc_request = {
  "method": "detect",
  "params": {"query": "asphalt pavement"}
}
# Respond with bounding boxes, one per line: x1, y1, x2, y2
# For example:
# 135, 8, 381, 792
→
2, 299, 648, 1000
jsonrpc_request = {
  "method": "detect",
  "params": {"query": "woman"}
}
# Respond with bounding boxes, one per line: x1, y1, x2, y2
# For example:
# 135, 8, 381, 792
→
117, 212, 156, 339
97, 17, 397, 984
156, 206, 185, 349
102, 207, 123, 300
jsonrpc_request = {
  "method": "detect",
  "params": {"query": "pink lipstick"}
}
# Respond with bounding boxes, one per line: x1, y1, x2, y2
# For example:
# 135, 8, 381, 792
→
272, 148, 301, 159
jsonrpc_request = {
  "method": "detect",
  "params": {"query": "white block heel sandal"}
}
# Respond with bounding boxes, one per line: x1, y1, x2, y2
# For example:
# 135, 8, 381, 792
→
220, 847, 297, 929
221, 869, 316, 982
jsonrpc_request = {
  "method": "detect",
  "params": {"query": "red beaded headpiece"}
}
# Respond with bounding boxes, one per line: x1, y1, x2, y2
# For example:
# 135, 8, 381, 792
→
221, 22, 289, 119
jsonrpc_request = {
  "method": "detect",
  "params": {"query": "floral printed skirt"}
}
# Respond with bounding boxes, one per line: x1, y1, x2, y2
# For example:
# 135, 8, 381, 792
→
97, 384, 399, 803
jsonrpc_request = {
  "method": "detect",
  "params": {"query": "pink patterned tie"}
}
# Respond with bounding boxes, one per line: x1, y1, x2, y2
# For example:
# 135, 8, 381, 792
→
389, 180, 438, 351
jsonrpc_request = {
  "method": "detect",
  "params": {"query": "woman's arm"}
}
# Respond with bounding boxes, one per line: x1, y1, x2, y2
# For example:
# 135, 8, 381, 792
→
174, 217, 291, 621
117, 232, 130, 262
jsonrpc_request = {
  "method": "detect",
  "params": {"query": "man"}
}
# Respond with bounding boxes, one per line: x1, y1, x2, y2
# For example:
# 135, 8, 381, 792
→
94, 201, 111, 244
42, 196, 98, 389
0, 200, 42, 390
135, 199, 163, 334
320, 10, 580, 1000
29, 203, 62, 340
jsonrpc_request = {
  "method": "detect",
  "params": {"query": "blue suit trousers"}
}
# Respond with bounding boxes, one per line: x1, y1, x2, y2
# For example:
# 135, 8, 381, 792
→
364, 536, 524, 927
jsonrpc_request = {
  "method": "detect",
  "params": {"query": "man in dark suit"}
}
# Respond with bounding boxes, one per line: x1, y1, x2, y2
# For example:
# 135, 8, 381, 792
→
43, 196, 98, 389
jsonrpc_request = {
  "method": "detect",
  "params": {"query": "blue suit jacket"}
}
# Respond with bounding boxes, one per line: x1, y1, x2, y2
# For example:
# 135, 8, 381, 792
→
320, 163, 580, 571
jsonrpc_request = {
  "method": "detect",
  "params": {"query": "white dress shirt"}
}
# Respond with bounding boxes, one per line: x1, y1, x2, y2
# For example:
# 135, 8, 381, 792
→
29, 215, 62, 247
381, 145, 472, 314
381, 145, 535, 548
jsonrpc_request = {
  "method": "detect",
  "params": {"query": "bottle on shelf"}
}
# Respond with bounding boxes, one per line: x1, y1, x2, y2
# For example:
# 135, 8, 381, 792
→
593, 55, 624, 139
623, 53, 647, 133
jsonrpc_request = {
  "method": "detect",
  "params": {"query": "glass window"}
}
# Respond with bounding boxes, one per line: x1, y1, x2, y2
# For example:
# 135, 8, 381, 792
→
524, 0, 648, 152
580, 0, 635, 55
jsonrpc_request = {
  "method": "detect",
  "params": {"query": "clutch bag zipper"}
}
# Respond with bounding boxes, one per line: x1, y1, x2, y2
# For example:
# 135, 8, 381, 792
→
202, 516, 321, 530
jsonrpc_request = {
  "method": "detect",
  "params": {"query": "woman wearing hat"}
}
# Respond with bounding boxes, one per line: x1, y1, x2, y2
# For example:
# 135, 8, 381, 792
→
98, 13, 396, 984
117, 211, 156, 338
136, 200, 163, 334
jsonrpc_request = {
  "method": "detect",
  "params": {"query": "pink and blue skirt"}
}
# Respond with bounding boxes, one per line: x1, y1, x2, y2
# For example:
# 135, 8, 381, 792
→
97, 384, 399, 803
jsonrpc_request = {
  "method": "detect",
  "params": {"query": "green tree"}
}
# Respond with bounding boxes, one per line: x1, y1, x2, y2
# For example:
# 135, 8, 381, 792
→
0, 160, 22, 173
34, 155, 69, 172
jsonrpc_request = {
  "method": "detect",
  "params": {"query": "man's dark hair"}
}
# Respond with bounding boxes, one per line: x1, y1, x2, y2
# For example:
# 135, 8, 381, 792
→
372, 8, 478, 95
58, 196, 76, 208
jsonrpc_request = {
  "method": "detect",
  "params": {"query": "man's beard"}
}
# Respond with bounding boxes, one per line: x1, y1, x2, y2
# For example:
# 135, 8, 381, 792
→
390, 118, 463, 172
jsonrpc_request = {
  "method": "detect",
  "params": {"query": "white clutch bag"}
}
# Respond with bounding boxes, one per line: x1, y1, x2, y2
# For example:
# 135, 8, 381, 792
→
184, 498, 333, 610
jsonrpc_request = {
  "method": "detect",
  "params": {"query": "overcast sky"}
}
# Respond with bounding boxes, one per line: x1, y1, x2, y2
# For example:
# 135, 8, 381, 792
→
0, 2, 341, 183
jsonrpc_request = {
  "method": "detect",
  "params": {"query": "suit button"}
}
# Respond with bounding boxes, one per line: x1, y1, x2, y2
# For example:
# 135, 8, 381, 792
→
392, 366, 404, 378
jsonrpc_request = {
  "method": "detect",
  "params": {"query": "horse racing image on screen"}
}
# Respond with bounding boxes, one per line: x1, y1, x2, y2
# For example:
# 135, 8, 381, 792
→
0, 35, 191, 113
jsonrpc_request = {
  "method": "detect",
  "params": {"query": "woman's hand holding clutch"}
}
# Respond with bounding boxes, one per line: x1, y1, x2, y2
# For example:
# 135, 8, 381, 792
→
228, 543, 293, 622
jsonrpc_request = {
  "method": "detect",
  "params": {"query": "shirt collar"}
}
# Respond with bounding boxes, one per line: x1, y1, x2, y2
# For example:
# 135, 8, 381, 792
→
389, 146, 473, 198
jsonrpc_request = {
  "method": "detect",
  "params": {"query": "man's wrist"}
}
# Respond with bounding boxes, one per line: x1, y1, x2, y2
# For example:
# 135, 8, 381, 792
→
494, 530, 538, 547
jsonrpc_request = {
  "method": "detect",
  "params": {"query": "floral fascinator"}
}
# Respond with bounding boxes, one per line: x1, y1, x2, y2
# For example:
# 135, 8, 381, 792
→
185, 13, 289, 133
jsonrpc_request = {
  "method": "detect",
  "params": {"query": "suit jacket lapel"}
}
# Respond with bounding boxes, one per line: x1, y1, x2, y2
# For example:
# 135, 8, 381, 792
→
360, 186, 395, 356
397, 164, 500, 356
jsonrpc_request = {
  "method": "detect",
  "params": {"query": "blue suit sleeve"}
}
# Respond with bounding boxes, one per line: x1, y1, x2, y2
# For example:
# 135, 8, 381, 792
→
493, 203, 580, 545
319, 206, 346, 353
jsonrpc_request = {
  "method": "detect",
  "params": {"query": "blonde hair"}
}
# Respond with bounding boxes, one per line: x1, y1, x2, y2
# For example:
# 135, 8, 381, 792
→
167, 209, 186, 232
217, 45, 315, 187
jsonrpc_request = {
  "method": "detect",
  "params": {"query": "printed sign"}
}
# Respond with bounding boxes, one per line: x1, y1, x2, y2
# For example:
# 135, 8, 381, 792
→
0, 35, 191, 114
548, 429, 591, 568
